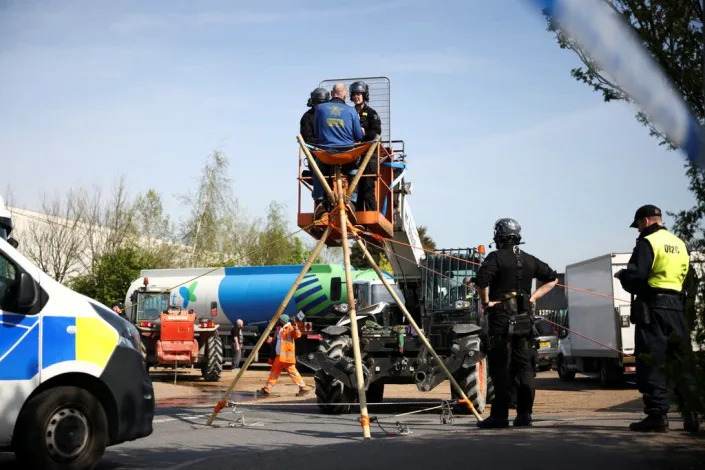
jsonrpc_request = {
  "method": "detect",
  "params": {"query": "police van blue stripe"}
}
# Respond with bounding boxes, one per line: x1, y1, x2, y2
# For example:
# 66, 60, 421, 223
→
42, 316, 76, 368
0, 321, 39, 380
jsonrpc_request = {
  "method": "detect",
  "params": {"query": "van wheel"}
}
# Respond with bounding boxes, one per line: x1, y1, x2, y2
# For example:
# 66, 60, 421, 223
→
599, 359, 621, 388
557, 355, 576, 381
14, 386, 108, 470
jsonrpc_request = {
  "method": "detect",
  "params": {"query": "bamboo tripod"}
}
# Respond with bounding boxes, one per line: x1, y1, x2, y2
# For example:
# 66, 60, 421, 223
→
207, 135, 482, 436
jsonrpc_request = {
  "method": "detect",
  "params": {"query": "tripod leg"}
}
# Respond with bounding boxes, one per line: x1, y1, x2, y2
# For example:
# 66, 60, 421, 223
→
353, 236, 483, 422
346, 139, 379, 199
297, 134, 335, 206
207, 226, 333, 426
335, 170, 372, 439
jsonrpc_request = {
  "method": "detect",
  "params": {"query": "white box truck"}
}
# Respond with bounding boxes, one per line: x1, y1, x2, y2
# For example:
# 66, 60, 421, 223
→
557, 253, 637, 387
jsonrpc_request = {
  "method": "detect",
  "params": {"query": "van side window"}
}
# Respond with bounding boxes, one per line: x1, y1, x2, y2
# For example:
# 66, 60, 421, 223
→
0, 252, 18, 306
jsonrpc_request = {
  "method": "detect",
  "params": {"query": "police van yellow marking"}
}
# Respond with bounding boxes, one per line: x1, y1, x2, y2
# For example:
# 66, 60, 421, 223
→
76, 317, 119, 368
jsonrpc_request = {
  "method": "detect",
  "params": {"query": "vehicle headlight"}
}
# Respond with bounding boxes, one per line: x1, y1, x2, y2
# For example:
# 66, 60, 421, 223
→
333, 303, 350, 313
454, 300, 471, 309
92, 302, 140, 351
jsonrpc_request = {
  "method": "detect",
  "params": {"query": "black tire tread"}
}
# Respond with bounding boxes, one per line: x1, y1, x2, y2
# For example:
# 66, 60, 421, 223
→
202, 335, 224, 382
451, 357, 488, 414
14, 385, 108, 470
315, 336, 354, 414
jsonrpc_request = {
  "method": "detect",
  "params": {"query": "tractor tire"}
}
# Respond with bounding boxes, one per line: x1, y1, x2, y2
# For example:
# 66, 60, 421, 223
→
486, 374, 495, 404
140, 341, 151, 372
14, 385, 108, 470
201, 335, 224, 382
451, 357, 488, 414
557, 355, 576, 381
315, 335, 355, 415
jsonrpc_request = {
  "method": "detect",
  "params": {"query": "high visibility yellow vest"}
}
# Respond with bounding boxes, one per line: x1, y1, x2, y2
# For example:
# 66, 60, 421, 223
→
644, 229, 689, 292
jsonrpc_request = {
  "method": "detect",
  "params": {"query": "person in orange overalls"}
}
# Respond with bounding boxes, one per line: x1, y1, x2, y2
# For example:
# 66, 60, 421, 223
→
259, 314, 311, 397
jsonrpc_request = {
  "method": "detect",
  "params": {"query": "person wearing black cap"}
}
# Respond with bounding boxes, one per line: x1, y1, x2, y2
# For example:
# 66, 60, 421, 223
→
615, 204, 699, 433
111, 302, 127, 320
474, 218, 558, 429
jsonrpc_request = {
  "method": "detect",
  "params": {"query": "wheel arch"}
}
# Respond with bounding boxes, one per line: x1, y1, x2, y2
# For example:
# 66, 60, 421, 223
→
12, 373, 119, 449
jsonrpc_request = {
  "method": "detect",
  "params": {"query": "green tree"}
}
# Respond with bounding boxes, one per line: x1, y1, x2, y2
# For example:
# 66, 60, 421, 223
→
234, 202, 316, 266
133, 189, 173, 242
546, 0, 705, 413
69, 246, 159, 307
132, 189, 186, 267
417, 225, 437, 250
181, 151, 239, 266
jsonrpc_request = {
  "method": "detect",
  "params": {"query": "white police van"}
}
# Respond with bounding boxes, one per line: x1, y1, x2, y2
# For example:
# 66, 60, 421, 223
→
0, 197, 154, 469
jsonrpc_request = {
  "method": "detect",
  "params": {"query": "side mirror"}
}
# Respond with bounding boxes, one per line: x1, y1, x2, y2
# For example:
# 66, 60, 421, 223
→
330, 277, 342, 302
17, 272, 38, 309
558, 328, 568, 339
210, 301, 218, 317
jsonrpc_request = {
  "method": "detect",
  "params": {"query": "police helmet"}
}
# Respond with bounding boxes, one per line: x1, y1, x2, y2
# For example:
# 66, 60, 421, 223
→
349, 81, 370, 102
493, 218, 521, 244
307, 87, 330, 107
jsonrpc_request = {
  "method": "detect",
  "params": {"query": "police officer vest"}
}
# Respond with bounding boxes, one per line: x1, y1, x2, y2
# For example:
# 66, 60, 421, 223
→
643, 229, 689, 292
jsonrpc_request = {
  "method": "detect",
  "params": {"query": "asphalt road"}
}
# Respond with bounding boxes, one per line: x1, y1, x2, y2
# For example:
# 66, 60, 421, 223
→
1, 371, 704, 470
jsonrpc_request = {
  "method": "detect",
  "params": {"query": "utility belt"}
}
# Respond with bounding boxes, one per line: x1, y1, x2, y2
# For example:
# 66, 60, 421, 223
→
488, 292, 535, 338
630, 291, 682, 326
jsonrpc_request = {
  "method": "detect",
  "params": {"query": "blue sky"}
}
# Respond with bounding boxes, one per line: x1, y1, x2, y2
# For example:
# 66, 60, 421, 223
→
0, 0, 694, 272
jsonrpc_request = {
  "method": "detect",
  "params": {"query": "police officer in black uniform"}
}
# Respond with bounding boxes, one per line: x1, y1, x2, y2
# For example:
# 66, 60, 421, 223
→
300, 87, 330, 209
349, 81, 382, 211
475, 218, 558, 428
615, 204, 699, 433
300, 87, 330, 145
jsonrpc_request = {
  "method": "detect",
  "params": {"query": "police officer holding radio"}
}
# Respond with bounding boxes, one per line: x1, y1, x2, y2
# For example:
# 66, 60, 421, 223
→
615, 204, 699, 433
475, 218, 558, 429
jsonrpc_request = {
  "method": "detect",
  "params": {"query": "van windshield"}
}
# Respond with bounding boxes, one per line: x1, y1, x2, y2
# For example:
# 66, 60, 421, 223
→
137, 293, 170, 320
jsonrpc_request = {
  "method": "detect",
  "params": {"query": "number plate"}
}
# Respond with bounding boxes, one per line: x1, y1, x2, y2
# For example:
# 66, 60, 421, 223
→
539, 341, 551, 348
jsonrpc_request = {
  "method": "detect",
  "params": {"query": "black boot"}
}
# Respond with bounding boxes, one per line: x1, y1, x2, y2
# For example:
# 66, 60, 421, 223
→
629, 414, 669, 433
477, 416, 509, 429
513, 413, 533, 427
682, 412, 700, 433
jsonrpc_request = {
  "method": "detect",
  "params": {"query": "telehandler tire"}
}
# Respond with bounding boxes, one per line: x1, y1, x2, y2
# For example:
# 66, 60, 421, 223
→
451, 357, 488, 414
202, 335, 223, 382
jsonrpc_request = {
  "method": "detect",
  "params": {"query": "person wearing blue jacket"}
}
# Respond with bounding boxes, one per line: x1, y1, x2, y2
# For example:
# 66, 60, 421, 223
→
314, 83, 363, 149
311, 84, 363, 218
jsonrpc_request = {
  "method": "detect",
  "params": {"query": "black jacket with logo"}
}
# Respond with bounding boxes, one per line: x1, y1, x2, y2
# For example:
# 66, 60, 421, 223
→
357, 104, 381, 142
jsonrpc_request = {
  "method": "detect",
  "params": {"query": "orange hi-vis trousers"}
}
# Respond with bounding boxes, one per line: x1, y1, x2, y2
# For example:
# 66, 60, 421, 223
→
265, 356, 306, 389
